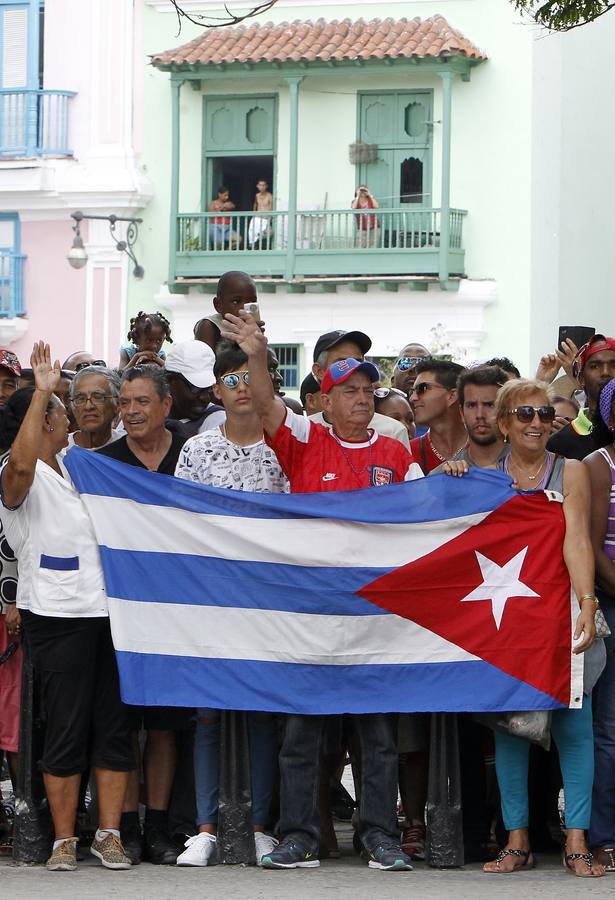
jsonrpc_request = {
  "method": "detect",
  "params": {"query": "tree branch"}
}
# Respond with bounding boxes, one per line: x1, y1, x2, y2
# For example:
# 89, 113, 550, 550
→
170, 0, 279, 33
513, 0, 615, 32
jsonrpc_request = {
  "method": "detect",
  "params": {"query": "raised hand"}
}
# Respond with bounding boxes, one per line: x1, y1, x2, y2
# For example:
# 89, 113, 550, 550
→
535, 353, 560, 384
30, 341, 61, 394
220, 310, 268, 357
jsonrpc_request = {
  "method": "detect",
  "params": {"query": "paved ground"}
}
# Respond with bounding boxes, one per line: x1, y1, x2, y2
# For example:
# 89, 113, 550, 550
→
1, 844, 612, 900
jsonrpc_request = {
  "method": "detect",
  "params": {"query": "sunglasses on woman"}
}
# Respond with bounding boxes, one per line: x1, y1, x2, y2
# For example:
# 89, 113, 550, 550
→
395, 355, 431, 371
220, 372, 250, 389
506, 405, 556, 424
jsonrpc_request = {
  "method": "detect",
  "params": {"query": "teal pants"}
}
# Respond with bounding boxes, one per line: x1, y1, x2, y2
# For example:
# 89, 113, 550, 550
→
495, 695, 594, 831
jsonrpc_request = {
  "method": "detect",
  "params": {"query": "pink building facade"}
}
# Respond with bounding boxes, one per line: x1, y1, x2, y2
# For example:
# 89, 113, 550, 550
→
0, 0, 151, 366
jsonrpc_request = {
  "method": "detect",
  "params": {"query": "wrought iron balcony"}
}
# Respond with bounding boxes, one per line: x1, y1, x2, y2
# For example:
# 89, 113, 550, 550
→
0, 89, 76, 158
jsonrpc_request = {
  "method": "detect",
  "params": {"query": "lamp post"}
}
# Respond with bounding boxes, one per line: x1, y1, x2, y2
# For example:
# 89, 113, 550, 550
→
67, 210, 145, 278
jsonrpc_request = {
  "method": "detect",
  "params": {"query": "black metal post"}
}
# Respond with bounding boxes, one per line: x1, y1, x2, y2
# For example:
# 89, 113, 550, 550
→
216, 710, 254, 865
426, 712, 464, 868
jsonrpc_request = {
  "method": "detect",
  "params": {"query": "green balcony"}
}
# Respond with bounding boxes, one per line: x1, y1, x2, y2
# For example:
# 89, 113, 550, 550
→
171, 207, 466, 285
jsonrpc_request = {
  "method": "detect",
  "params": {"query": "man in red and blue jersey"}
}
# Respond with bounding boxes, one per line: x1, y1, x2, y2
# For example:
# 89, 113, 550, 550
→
221, 311, 420, 873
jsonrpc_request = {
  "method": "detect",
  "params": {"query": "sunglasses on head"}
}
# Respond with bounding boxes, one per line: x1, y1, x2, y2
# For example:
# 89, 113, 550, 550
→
220, 372, 250, 389
506, 405, 556, 424
75, 360, 107, 372
396, 355, 431, 371
374, 387, 407, 400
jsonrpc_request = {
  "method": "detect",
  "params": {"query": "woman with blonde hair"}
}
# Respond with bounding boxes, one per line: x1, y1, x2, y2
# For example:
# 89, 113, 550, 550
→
443, 378, 605, 877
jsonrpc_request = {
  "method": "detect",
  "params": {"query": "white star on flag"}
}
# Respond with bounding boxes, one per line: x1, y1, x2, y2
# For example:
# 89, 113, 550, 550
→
460, 547, 539, 630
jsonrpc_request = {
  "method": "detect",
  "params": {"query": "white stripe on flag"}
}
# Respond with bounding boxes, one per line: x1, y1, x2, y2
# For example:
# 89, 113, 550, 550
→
85, 496, 489, 569
108, 598, 479, 666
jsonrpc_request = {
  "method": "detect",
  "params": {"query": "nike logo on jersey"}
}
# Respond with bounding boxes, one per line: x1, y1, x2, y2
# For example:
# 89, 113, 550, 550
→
322, 473, 338, 482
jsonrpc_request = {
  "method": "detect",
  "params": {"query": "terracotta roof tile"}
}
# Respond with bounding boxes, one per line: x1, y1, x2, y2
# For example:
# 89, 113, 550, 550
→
151, 15, 486, 69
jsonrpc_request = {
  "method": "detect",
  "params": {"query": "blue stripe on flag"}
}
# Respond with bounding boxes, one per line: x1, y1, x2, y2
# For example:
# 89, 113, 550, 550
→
64, 446, 517, 524
116, 652, 566, 714
100, 548, 390, 616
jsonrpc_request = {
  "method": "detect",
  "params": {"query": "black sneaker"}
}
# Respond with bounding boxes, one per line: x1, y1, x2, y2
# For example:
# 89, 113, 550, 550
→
261, 838, 320, 869
121, 824, 143, 866
367, 843, 413, 871
144, 826, 178, 865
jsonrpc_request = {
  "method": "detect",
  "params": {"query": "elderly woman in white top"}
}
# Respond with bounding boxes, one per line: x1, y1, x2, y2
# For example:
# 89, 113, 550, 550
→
0, 343, 133, 873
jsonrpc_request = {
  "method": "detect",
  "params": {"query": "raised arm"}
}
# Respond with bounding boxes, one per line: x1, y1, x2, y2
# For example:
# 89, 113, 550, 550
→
2, 342, 61, 508
562, 458, 596, 653
220, 311, 286, 438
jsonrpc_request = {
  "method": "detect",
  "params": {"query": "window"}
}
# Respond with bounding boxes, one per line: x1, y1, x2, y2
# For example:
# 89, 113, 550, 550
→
271, 344, 299, 390
0, 213, 25, 316
0, 0, 44, 156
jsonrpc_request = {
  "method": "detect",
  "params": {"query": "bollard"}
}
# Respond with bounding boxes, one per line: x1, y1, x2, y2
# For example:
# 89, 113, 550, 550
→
12, 637, 51, 863
217, 710, 254, 865
426, 712, 464, 868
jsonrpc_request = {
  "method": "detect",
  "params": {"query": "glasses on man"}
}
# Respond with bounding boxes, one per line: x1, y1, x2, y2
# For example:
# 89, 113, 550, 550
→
220, 372, 250, 389
395, 355, 431, 371
506, 405, 556, 424
411, 381, 446, 397
71, 392, 113, 407
74, 360, 107, 372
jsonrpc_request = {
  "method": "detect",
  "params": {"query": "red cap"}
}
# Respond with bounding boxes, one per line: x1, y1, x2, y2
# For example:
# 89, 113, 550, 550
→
0, 348, 21, 377
573, 334, 615, 379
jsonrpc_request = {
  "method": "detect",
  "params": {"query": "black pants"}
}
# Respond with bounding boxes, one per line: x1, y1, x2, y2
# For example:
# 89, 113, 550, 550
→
21, 611, 134, 776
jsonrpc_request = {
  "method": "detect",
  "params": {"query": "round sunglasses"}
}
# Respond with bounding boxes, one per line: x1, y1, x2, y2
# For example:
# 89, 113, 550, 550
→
220, 372, 250, 389
374, 387, 408, 400
506, 405, 556, 424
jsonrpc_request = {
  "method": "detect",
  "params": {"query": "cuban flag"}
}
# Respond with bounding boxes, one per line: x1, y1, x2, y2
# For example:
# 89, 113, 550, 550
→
64, 448, 583, 714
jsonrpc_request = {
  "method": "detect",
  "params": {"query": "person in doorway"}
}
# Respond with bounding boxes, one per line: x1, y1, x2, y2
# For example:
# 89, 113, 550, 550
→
249, 179, 273, 248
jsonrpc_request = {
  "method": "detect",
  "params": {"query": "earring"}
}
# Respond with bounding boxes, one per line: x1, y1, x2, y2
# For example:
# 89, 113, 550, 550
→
48, 426, 54, 433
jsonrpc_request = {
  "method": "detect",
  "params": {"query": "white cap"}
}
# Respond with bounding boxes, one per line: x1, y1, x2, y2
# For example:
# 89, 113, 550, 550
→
165, 340, 215, 389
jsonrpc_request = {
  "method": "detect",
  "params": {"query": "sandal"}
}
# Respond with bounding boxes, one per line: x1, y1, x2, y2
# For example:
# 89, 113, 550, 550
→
483, 847, 534, 873
591, 847, 615, 872
563, 850, 605, 878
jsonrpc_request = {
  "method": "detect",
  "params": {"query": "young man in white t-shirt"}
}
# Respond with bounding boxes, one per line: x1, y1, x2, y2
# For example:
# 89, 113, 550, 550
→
174, 343, 287, 868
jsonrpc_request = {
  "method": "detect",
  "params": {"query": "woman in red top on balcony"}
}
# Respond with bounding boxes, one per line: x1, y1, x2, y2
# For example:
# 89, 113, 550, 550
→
352, 185, 380, 248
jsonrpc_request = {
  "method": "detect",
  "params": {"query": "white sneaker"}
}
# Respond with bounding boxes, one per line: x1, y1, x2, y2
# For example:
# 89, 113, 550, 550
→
255, 832, 279, 866
176, 832, 217, 867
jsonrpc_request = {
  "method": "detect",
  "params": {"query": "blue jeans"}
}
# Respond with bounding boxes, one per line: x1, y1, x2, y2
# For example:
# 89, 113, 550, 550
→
278, 713, 399, 854
495, 695, 594, 830
209, 224, 230, 247
590, 594, 615, 848
194, 709, 278, 826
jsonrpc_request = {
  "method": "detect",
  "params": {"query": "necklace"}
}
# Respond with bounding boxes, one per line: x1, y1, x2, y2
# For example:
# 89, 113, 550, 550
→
332, 429, 374, 483
506, 452, 548, 482
428, 432, 467, 462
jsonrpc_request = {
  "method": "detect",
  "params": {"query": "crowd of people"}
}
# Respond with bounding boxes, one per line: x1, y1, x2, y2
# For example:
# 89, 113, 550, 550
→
0, 269, 614, 881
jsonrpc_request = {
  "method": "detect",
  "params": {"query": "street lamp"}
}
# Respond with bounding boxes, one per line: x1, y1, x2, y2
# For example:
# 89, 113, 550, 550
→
67, 210, 145, 278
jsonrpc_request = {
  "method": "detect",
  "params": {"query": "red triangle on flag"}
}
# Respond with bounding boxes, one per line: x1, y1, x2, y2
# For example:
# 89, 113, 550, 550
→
357, 493, 573, 706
